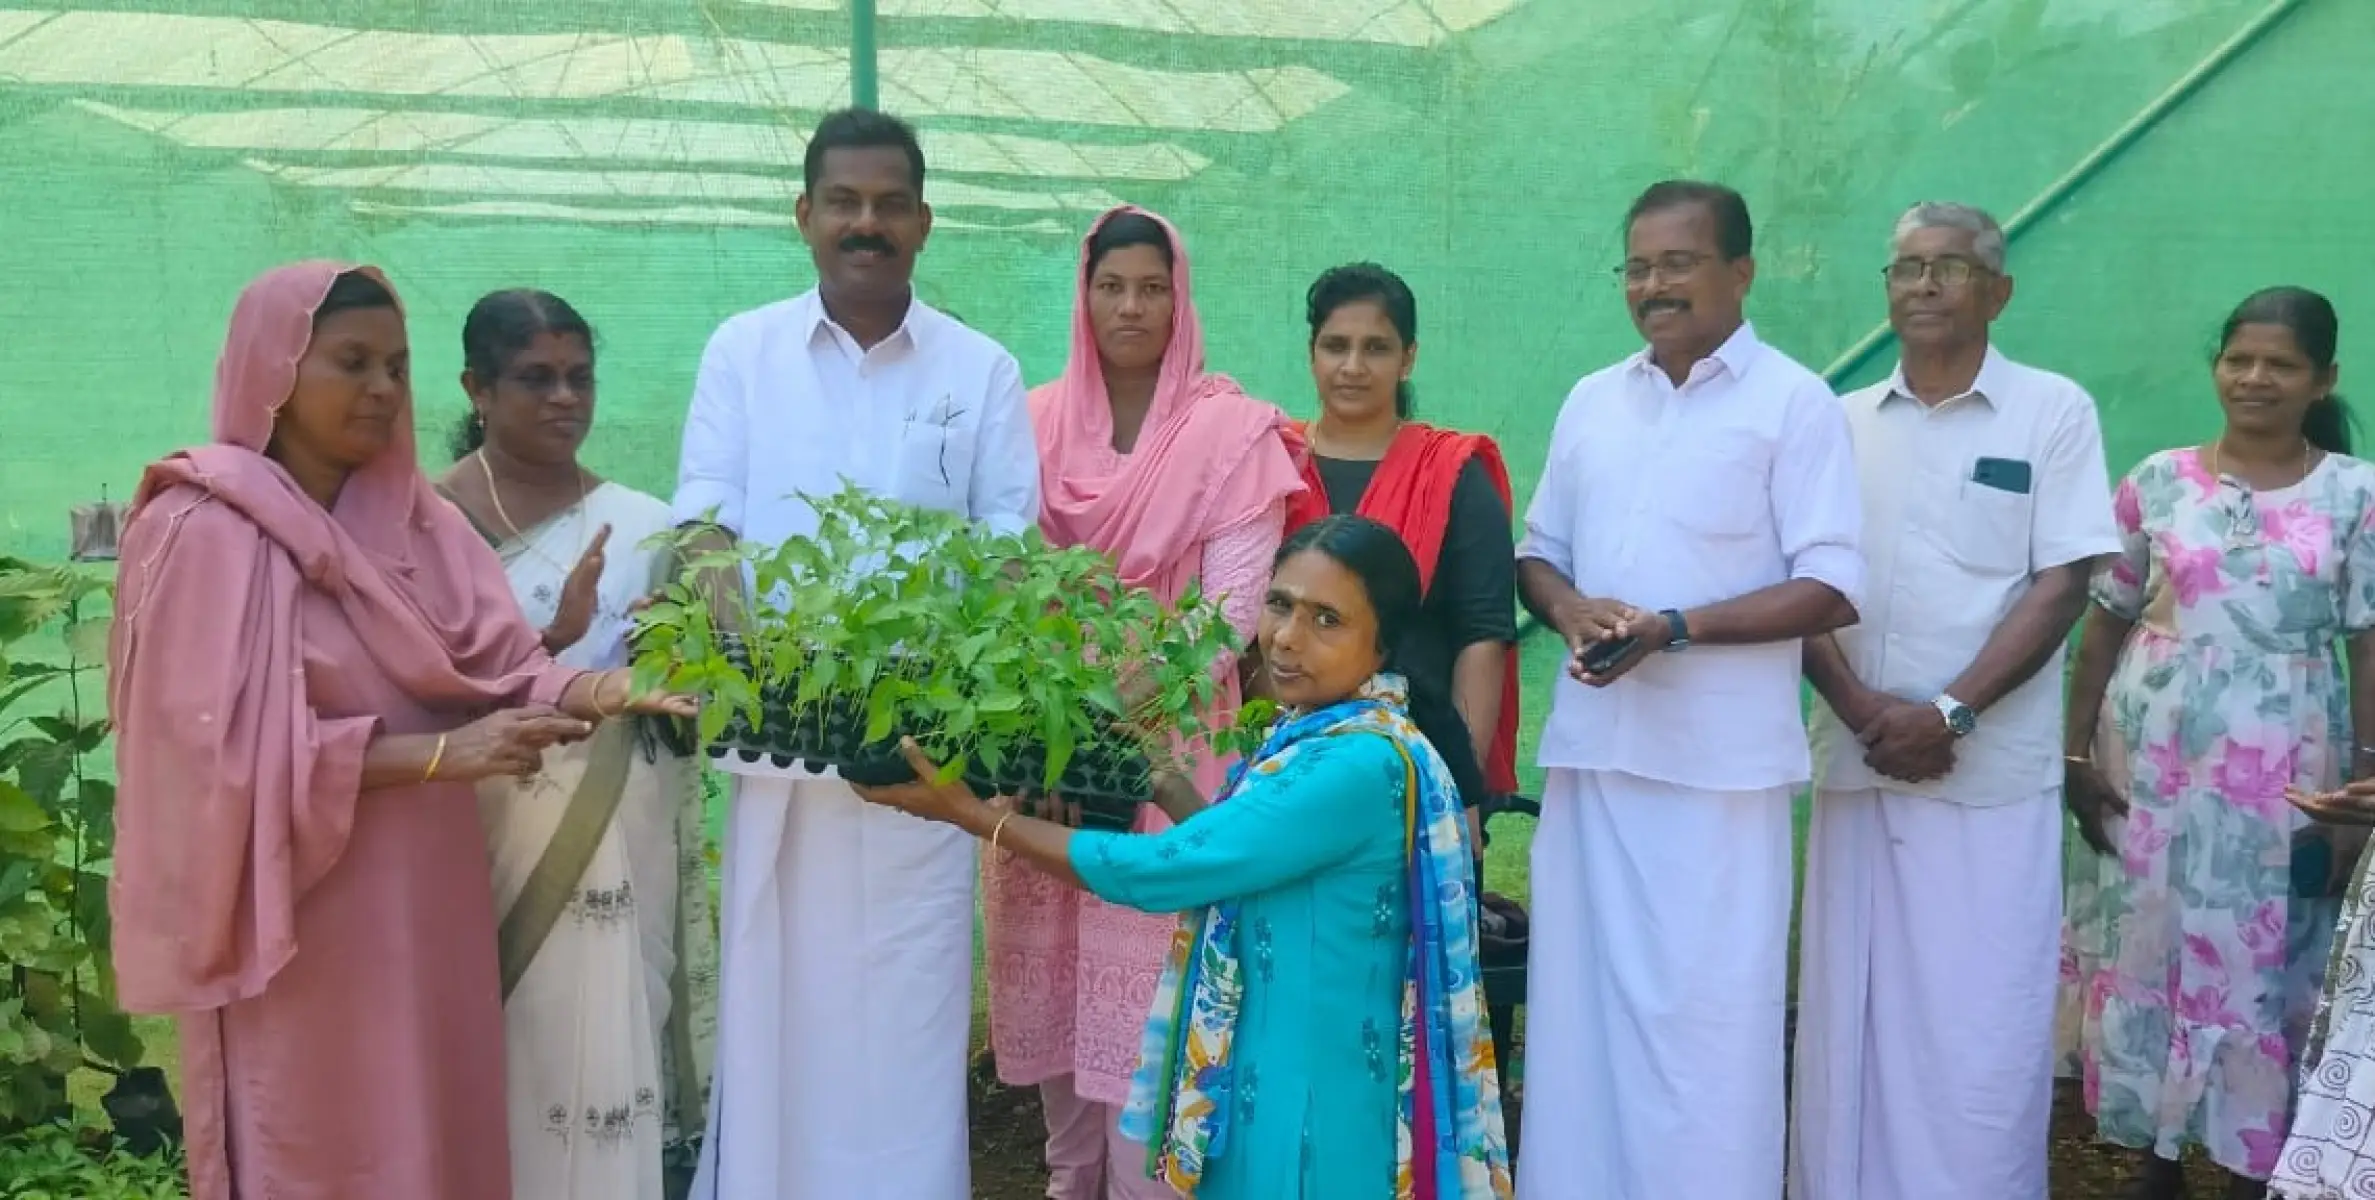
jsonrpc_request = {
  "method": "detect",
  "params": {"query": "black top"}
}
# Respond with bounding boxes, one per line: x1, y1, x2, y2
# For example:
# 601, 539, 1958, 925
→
1310, 454, 1518, 802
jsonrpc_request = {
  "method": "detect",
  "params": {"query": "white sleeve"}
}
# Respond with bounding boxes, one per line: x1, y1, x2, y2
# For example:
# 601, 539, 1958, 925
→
1768, 378, 1865, 611
671, 322, 748, 533
969, 352, 1041, 536
2031, 385, 2123, 572
1516, 385, 1584, 578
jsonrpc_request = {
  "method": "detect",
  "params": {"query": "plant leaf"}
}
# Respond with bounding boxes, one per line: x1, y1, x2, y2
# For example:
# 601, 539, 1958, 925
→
0, 782, 48, 833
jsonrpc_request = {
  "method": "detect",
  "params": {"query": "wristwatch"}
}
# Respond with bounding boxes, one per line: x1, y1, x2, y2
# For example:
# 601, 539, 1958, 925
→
1933, 693, 1977, 738
1660, 608, 1690, 652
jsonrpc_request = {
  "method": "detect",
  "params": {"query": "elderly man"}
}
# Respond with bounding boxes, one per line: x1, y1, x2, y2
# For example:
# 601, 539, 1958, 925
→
671, 108, 1040, 1199
1515, 180, 1864, 1199
1788, 202, 2119, 1200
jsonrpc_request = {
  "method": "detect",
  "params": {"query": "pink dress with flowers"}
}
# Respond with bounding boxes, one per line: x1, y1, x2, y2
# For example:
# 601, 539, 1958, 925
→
2058, 446, 2375, 1181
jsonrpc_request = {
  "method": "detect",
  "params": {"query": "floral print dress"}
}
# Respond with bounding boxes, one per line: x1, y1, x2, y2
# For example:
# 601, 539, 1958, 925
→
2059, 446, 2375, 1179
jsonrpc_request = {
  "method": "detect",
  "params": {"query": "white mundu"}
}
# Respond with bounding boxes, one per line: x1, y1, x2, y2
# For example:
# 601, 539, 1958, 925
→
1517, 322, 1865, 1200
1791, 347, 2117, 1200
674, 290, 1040, 1200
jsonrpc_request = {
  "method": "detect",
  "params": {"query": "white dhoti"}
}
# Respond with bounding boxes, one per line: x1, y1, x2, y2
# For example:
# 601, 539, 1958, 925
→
692, 771, 976, 1200
1518, 768, 1794, 1200
1787, 787, 2061, 1200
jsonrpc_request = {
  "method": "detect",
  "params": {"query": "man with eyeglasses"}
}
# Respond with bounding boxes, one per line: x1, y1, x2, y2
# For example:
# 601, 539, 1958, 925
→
1515, 180, 1864, 1199
1789, 202, 2119, 1200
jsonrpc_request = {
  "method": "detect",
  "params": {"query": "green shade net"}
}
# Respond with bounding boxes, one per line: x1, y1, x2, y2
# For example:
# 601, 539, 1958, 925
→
3, 0, 2370, 794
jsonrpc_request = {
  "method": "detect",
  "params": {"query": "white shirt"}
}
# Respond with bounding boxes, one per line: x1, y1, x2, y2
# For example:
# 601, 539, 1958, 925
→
672, 289, 1040, 544
1520, 322, 1864, 792
671, 290, 1041, 780
1809, 346, 2120, 804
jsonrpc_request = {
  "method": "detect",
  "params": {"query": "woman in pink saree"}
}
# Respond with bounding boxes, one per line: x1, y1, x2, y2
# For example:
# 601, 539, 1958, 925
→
982, 207, 1305, 1195
106, 262, 692, 1200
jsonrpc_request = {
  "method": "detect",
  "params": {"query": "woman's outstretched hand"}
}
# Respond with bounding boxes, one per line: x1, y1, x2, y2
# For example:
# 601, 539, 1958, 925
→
2289, 780, 2375, 827
439, 707, 593, 781
584, 667, 699, 720
848, 739, 997, 829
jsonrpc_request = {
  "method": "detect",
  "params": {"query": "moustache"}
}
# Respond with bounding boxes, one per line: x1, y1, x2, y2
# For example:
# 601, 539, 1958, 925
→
839, 236, 895, 257
1636, 297, 1690, 319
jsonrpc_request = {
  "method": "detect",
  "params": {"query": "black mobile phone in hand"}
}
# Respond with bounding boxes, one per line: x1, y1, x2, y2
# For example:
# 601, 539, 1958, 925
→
1577, 635, 1639, 676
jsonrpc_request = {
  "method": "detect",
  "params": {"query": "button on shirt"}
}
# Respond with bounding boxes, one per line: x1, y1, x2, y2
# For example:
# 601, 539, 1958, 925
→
1520, 322, 1865, 792
1808, 347, 2120, 805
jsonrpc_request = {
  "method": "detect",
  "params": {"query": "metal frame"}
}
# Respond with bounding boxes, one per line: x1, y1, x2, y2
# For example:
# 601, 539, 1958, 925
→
852, 0, 879, 109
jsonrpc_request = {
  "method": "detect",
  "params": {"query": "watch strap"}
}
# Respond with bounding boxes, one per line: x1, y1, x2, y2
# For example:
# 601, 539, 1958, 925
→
1661, 608, 1689, 651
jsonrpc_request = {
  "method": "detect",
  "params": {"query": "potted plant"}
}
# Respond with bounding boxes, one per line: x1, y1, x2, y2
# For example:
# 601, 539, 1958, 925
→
632, 486, 1244, 830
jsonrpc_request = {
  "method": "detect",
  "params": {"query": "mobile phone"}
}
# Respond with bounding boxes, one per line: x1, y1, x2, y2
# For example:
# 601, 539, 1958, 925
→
1578, 635, 1639, 676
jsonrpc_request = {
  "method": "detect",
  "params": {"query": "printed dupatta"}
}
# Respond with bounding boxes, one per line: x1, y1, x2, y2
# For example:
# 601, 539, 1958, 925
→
1117, 675, 1513, 1197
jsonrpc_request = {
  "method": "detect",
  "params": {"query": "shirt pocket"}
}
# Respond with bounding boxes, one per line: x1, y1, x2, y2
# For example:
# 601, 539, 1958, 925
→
1657, 430, 1772, 539
891, 397, 978, 513
1923, 474, 2032, 577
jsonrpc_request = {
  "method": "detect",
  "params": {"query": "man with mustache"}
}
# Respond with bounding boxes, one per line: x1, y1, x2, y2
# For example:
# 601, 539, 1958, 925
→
1790, 202, 2117, 1200
670, 107, 1041, 1199
1514, 180, 1864, 1199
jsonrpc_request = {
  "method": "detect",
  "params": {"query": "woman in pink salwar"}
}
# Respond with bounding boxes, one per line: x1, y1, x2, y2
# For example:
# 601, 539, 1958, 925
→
106, 262, 693, 1200
984, 206, 1304, 1196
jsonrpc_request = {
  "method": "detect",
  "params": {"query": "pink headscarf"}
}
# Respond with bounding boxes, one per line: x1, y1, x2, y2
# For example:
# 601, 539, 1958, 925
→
107, 261, 574, 1013
1031, 206, 1305, 602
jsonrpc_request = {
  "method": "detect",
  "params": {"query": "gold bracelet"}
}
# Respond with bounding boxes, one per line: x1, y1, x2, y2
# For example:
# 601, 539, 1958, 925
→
989, 810, 1016, 857
2063, 753, 2092, 765
423, 733, 448, 782
589, 670, 622, 719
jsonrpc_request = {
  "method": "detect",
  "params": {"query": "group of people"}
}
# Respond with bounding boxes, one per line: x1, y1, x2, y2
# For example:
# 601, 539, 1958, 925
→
96, 100, 2375, 1200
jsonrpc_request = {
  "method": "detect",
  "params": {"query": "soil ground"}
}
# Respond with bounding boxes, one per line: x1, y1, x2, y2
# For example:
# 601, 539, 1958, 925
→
966, 1068, 2239, 1199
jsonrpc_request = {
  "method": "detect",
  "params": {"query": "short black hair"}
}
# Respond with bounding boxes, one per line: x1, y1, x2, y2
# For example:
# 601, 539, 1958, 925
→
1626, 180, 1754, 260
803, 107, 926, 195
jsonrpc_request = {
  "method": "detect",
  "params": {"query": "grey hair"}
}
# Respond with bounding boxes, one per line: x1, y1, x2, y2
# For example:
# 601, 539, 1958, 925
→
1892, 202, 2007, 273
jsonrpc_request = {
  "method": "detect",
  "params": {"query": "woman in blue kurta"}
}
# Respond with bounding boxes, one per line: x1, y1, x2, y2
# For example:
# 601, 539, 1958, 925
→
854, 515, 1512, 1198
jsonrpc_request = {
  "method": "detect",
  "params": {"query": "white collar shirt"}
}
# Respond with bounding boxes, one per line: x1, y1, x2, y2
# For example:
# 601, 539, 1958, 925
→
1519, 322, 1865, 792
1809, 346, 2121, 803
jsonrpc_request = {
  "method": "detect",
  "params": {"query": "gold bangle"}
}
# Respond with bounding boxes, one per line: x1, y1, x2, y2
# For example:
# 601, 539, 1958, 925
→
989, 810, 1016, 857
423, 733, 448, 783
589, 670, 622, 719
2063, 754, 2092, 765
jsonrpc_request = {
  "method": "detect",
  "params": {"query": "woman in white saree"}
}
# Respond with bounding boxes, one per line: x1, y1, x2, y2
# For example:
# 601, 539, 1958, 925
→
436, 290, 719, 1200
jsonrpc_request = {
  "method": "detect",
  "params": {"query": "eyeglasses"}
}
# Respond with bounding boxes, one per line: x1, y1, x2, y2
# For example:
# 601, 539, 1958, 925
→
1613, 252, 1712, 285
1883, 257, 1988, 289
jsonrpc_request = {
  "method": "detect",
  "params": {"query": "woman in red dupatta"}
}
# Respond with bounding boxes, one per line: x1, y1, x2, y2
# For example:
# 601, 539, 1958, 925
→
983, 206, 1304, 1197
1280, 263, 1520, 827
106, 262, 692, 1200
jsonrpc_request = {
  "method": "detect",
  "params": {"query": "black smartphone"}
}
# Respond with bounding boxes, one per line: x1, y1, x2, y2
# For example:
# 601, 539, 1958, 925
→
1578, 635, 1639, 675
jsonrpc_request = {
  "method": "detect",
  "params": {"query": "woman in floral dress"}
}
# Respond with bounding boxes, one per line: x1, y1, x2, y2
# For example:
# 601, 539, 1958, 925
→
2061, 286, 2374, 1200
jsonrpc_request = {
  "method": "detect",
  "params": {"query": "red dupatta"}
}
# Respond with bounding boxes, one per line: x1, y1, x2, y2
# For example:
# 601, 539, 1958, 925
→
1285, 422, 1522, 795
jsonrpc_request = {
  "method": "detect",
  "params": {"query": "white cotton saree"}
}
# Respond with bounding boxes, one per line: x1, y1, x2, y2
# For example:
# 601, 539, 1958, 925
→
461, 480, 719, 1200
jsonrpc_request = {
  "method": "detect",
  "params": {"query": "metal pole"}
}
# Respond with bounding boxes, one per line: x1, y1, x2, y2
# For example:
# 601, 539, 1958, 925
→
851, 0, 879, 110
1818, 0, 2306, 387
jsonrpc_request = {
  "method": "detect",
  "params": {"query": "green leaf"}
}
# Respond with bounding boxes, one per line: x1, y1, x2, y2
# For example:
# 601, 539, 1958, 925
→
78, 1000, 145, 1070
0, 782, 48, 833
63, 618, 111, 665
865, 680, 900, 743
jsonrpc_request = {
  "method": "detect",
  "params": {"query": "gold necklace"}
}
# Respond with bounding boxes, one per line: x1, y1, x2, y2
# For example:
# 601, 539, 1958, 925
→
475, 449, 590, 574
2207, 437, 2315, 489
